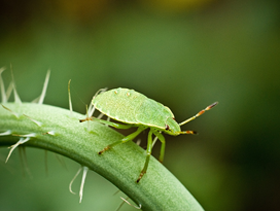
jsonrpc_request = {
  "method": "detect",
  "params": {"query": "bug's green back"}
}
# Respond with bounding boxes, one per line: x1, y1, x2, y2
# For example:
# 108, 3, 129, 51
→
93, 88, 181, 133
93, 88, 146, 124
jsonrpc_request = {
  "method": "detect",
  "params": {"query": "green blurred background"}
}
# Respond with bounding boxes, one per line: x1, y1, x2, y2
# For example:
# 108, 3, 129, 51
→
0, 0, 280, 210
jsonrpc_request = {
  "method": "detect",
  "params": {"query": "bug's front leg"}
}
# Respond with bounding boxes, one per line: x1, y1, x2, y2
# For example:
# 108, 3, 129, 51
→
137, 129, 153, 183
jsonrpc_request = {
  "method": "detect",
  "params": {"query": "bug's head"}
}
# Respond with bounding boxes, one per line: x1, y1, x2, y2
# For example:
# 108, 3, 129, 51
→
163, 117, 181, 136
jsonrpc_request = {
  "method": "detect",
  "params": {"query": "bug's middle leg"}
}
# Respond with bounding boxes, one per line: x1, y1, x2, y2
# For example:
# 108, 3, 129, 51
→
136, 129, 153, 183
98, 126, 146, 154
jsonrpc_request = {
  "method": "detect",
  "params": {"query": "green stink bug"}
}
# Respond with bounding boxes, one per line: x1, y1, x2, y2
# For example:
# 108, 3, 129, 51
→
82, 88, 218, 182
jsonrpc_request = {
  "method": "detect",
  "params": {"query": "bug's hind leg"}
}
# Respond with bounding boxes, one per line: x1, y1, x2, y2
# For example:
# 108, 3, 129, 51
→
153, 131, 166, 163
137, 129, 153, 183
98, 126, 146, 154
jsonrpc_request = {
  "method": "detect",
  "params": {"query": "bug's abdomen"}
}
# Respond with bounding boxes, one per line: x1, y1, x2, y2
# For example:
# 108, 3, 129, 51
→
93, 88, 146, 124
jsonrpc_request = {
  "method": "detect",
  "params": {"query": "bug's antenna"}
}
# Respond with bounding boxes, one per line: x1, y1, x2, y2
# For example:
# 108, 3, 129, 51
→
179, 102, 218, 126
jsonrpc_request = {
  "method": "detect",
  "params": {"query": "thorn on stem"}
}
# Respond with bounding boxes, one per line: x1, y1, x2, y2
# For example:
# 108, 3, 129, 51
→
23, 114, 42, 127
69, 166, 82, 195
6, 137, 31, 163
0, 67, 7, 103
38, 70, 51, 104
68, 79, 73, 116
1, 104, 19, 118
0, 130, 11, 136
10, 65, 22, 103
79, 166, 89, 203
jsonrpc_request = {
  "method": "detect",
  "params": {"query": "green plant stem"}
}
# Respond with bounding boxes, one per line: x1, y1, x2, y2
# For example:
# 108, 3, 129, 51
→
0, 102, 204, 211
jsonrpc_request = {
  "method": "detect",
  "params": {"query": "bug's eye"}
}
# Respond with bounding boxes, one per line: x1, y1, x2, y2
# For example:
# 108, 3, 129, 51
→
165, 125, 170, 130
